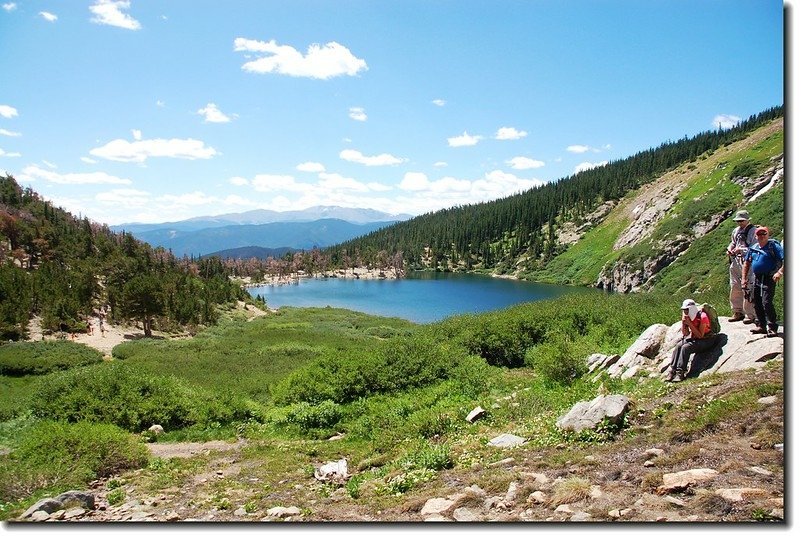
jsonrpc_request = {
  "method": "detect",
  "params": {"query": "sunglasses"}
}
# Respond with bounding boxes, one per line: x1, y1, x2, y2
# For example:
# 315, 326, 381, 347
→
756, 232, 768, 236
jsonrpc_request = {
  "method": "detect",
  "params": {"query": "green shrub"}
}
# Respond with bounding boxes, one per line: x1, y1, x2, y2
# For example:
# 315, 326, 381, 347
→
400, 442, 454, 471
27, 362, 255, 432
526, 333, 588, 385
285, 400, 343, 431
0, 341, 104, 376
0, 420, 148, 504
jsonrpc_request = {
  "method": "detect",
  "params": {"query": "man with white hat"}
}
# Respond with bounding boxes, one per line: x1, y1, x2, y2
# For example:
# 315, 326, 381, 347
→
725, 210, 757, 323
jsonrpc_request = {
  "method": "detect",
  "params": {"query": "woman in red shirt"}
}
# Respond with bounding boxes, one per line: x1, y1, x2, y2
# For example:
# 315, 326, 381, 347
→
666, 299, 717, 382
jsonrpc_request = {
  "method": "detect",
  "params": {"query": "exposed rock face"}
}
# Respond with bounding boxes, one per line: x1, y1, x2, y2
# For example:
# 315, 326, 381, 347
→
556, 395, 631, 433
595, 156, 783, 294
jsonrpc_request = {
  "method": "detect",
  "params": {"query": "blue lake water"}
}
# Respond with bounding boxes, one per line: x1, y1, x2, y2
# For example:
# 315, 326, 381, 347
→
248, 271, 598, 323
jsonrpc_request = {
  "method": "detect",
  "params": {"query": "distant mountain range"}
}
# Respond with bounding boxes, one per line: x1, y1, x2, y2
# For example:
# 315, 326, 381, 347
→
111, 206, 413, 234
110, 207, 412, 258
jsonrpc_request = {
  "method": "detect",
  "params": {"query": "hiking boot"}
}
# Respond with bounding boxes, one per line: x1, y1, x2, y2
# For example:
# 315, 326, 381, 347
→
729, 313, 745, 322
767, 329, 779, 338
672, 370, 685, 382
666, 369, 676, 382
750, 327, 767, 335
742, 318, 756, 325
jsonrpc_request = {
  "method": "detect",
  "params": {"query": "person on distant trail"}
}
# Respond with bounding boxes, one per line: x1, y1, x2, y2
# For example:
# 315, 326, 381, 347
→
742, 226, 784, 338
726, 210, 757, 324
666, 299, 717, 382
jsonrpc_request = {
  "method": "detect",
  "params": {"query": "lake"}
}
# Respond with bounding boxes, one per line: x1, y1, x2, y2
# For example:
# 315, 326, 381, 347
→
248, 271, 599, 323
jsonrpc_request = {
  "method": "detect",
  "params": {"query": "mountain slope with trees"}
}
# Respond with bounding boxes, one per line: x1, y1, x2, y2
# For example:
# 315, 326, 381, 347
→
0, 177, 251, 340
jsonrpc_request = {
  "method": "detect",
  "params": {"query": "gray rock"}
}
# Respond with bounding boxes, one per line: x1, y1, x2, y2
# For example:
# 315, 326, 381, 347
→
21, 499, 63, 519
452, 507, 481, 521
54, 490, 95, 510
487, 433, 526, 448
658, 468, 719, 493
421, 498, 454, 515
266, 506, 301, 518
466, 406, 486, 423
556, 394, 630, 433
148, 424, 165, 435
30, 510, 51, 522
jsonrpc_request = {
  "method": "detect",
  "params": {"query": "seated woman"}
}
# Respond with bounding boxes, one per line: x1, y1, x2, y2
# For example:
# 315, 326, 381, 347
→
666, 299, 717, 382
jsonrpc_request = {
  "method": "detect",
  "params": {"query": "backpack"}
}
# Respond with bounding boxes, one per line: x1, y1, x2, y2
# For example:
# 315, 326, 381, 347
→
699, 303, 721, 336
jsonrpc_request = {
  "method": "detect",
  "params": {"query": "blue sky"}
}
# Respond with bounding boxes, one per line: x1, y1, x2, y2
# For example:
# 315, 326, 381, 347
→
0, 0, 785, 225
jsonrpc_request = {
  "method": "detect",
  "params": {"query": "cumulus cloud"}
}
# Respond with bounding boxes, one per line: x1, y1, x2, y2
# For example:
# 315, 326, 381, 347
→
318, 172, 372, 192
89, 0, 141, 30
0, 148, 21, 158
574, 161, 608, 174
399, 170, 542, 202
507, 156, 545, 170
197, 103, 234, 123
296, 161, 325, 173
39, 11, 57, 22
432, 99, 446, 107
495, 127, 528, 140
0, 105, 18, 119
2, 3, 16, 12
19, 164, 131, 184
567, 145, 591, 154
349, 107, 367, 121
90, 137, 218, 163
131, 129, 142, 140
447, 131, 482, 147
229, 176, 249, 186
96, 188, 150, 206
81, 157, 98, 164
339, 149, 405, 166
251, 174, 306, 193
712, 114, 741, 130
433, 161, 448, 168
234, 38, 367, 79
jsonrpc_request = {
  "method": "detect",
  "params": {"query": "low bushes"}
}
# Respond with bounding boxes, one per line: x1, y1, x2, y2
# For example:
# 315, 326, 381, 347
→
0, 420, 148, 504
0, 341, 104, 376
27, 361, 257, 432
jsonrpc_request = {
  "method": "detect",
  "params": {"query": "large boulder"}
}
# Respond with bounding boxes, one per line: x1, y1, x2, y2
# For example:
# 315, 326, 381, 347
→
556, 395, 630, 433
606, 324, 668, 377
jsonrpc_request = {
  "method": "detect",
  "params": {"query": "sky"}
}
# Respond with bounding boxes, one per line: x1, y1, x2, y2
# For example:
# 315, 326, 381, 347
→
0, 0, 785, 226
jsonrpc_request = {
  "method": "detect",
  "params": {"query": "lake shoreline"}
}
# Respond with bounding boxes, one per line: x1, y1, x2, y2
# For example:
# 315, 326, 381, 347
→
240, 266, 404, 287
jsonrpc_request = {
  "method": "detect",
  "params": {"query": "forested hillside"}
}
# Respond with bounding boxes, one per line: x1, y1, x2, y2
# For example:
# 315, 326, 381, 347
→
331, 106, 783, 283
0, 177, 249, 340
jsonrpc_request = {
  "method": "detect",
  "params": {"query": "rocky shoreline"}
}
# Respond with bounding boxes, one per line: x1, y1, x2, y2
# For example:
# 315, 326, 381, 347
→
241, 266, 403, 287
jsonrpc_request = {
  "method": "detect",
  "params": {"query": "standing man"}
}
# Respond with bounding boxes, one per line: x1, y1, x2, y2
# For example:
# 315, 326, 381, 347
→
742, 226, 784, 338
726, 210, 757, 323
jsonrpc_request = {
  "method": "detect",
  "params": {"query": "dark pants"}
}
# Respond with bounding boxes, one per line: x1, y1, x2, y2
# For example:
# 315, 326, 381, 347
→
752, 272, 778, 331
670, 336, 718, 373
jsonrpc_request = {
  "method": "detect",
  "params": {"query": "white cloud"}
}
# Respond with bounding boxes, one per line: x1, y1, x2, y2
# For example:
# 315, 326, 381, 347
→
567, 145, 591, 154
495, 127, 528, 140
432, 99, 446, 107
2, 3, 16, 12
399, 170, 541, 200
156, 191, 219, 207
96, 188, 150, 206
234, 38, 367, 79
339, 149, 405, 166
0, 128, 21, 137
296, 161, 325, 173
90, 137, 218, 163
507, 156, 545, 170
0, 148, 21, 158
197, 103, 234, 123
131, 129, 142, 140
0, 105, 18, 119
39, 11, 57, 22
318, 172, 371, 192
81, 157, 98, 164
251, 174, 307, 193
156, 100, 165, 107
447, 131, 482, 147
19, 164, 131, 184
229, 176, 249, 186
433, 161, 448, 168
712, 114, 741, 130
574, 161, 609, 174
89, 0, 141, 30
348, 107, 367, 121
42, 160, 57, 169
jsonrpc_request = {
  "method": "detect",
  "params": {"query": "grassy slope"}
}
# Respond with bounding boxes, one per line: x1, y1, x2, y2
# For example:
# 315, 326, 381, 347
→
527, 120, 784, 299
